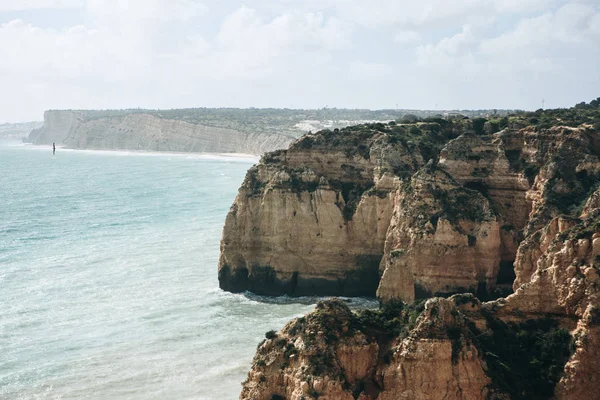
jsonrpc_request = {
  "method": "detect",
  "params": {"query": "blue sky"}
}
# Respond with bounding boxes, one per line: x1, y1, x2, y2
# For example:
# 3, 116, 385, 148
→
0, 0, 598, 122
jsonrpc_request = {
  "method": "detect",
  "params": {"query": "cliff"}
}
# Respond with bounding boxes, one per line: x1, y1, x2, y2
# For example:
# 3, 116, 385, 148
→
241, 211, 600, 398
226, 102, 600, 399
28, 110, 296, 155
219, 109, 600, 301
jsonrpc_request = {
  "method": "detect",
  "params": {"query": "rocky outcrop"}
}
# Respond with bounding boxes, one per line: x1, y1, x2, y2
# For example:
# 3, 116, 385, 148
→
377, 298, 492, 400
219, 124, 438, 296
493, 213, 600, 400
241, 298, 494, 400
236, 105, 600, 399
28, 110, 296, 154
220, 116, 600, 301
377, 165, 501, 302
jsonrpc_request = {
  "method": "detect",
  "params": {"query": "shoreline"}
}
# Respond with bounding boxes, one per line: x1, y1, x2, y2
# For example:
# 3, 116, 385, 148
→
2, 141, 261, 162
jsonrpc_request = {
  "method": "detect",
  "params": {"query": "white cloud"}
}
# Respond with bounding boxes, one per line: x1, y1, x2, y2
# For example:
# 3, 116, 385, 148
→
320, 0, 499, 29
412, 2, 600, 109
0, 3, 354, 121
482, 3, 600, 53
86, 0, 208, 24
0, 0, 82, 12
347, 61, 393, 80
217, 7, 349, 51
493, 0, 558, 14
0, 0, 598, 122
394, 30, 420, 43
417, 25, 477, 63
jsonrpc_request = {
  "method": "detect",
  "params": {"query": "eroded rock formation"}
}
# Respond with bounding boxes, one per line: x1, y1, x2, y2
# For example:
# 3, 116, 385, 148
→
241, 298, 494, 400
241, 215, 600, 399
233, 106, 600, 399
219, 128, 412, 296
377, 165, 501, 302
220, 114, 600, 302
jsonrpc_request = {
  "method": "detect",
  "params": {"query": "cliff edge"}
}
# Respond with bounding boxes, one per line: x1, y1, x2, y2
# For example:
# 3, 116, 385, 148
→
28, 110, 296, 155
231, 101, 600, 399
219, 106, 600, 301
241, 210, 599, 399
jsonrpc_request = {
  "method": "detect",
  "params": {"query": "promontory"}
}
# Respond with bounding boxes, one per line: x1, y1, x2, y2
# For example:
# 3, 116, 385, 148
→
27, 108, 406, 155
219, 99, 600, 399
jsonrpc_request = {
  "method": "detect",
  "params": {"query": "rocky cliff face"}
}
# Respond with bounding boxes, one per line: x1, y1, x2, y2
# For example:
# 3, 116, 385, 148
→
231, 107, 600, 400
241, 298, 494, 400
240, 291, 584, 400
232, 106, 600, 399
377, 165, 501, 302
220, 115, 600, 302
28, 110, 295, 154
219, 124, 433, 296
241, 220, 600, 399
495, 211, 600, 400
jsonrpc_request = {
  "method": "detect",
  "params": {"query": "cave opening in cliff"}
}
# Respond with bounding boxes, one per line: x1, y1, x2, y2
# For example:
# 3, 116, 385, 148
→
464, 181, 489, 197
289, 271, 299, 295
495, 260, 516, 298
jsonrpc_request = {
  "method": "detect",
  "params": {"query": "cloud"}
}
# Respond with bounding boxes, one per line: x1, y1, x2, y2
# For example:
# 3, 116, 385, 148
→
347, 61, 393, 80
417, 25, 477, 63
0, 3, 354, 121
412, 2, 600, 109
493, 0, 558, 14
394, 30, 420, 43
86, 0, 208, 24
212, 6, 349, 78
320, 0, 505, 29
482, 3, 600, 54
0, 0, 82, 12
0, 0, 598, 122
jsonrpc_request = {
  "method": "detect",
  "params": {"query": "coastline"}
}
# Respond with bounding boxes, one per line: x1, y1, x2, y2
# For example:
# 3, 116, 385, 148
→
3, 141, 260, 163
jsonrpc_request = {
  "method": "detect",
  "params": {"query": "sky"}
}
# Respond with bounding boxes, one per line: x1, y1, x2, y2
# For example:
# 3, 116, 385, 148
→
0, 0, 599, 122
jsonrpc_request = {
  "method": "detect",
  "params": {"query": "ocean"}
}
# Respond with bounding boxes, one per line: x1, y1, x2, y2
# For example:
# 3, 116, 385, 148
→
0, 142, 375, 400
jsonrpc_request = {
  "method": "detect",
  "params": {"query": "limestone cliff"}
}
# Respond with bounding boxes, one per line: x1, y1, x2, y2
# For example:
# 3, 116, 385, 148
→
220, 111, 600, 301
219, 123, 438, 296
377, 165, 501, 302
28, 110, 296, 155
241, 230, 599, 400
234, 104, 600, 399
495, 212, 600, 400
241, 294, 581, 399
241, 298, 494, 400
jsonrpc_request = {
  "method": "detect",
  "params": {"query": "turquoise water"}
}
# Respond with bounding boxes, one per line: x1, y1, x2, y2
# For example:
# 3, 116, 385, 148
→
0, 142, 348, 400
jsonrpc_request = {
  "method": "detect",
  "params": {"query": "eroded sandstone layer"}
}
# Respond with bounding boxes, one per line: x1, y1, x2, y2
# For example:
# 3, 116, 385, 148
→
220, 111, 600, 301
234, 105, 600, 399
241, 214, 600, 399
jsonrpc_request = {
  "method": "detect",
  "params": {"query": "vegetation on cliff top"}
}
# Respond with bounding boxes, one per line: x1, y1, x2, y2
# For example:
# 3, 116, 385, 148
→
254, 298, 573, 400
477, 313, 573, 400
238, 100, 598, 399
254, 299, 426, 380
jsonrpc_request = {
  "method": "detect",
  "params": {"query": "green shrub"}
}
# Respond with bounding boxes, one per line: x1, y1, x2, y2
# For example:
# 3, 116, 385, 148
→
409, 126, 422, 135
472, 118, 487, 135
265, 330, 277, 340
477, 315, 573, 400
